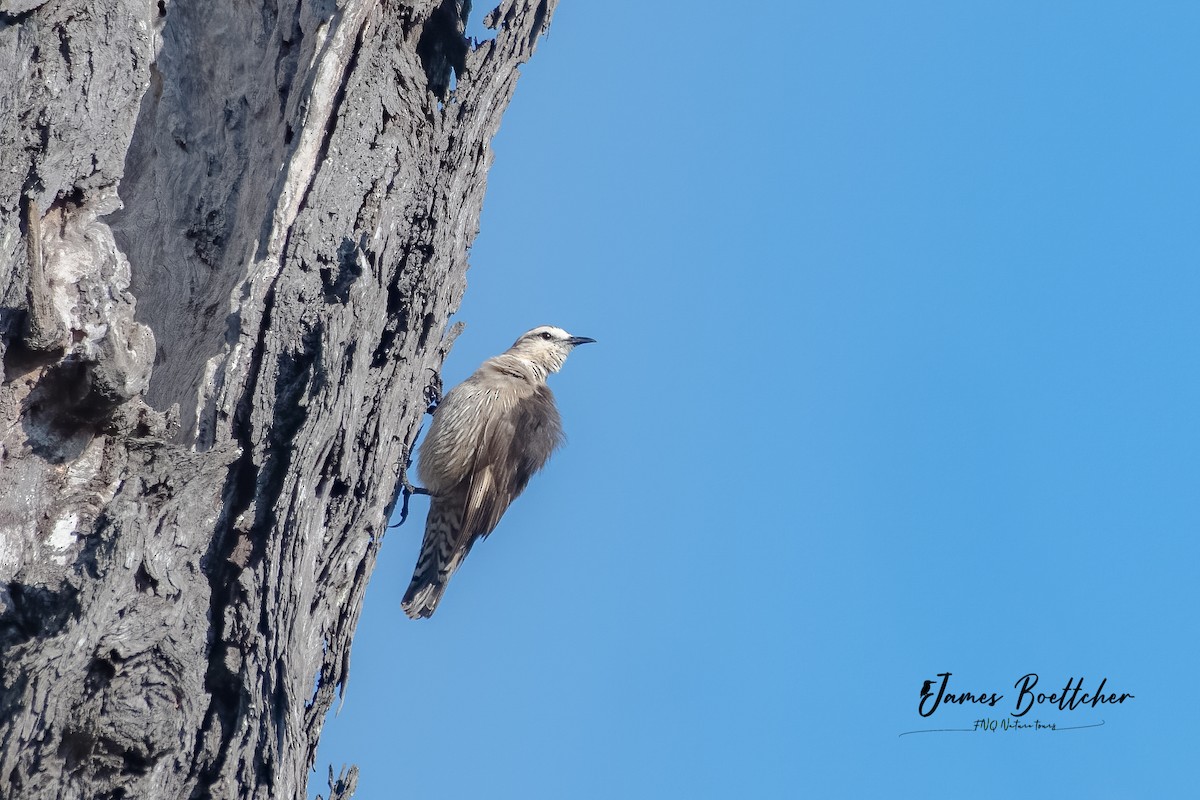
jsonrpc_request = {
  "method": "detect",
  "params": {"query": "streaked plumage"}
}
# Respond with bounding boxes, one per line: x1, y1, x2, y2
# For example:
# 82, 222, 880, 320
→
402, 325, 594, 618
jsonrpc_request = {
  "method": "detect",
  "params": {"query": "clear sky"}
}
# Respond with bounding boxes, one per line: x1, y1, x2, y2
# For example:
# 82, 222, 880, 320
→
312, 2, 1199, 797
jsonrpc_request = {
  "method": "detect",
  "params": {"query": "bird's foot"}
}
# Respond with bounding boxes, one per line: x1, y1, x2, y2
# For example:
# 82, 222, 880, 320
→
393, 483, 431, 529
424, 368, 443, 415
391, 445, 431, 528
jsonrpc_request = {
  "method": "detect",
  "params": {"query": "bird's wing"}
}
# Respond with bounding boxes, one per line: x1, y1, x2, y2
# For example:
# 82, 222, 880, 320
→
456, 384, 564, 545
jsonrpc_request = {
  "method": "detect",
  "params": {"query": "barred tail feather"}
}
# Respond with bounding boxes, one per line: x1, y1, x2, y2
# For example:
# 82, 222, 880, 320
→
402, 499, 465, 619
401, 580, 447, 620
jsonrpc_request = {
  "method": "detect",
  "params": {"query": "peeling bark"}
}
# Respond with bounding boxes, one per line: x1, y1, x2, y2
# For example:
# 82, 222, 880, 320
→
0, 1, 557, 797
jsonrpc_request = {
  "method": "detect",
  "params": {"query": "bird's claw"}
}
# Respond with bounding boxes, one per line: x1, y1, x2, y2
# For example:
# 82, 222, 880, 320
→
424, 369, 443, 415
390, 445, 430, 528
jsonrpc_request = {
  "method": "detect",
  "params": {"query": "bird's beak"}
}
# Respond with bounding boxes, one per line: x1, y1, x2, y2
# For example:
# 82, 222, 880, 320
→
567, 336, 596, 346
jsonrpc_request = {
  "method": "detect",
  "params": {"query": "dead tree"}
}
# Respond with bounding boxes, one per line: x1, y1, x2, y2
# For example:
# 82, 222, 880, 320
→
0, 1, 557, 797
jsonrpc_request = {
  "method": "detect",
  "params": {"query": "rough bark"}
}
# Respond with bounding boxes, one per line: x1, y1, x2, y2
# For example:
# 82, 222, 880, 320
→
0, 1, 556, 798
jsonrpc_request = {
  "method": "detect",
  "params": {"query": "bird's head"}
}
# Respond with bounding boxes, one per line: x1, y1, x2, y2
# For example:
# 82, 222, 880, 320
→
508, 325, 595, 374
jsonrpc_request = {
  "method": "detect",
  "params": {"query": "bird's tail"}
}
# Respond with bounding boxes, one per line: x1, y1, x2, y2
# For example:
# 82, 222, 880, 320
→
402, 498, 469, 619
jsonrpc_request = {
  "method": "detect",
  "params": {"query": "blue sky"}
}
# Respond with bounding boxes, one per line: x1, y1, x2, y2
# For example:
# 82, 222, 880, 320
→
312, 2, 1199, 797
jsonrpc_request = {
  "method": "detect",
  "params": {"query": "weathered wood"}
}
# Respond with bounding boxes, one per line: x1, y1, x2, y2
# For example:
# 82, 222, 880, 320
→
0, 1, 557, 797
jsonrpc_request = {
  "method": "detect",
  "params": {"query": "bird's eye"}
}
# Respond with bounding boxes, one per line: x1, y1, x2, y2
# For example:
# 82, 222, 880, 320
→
540, 331, 553, 340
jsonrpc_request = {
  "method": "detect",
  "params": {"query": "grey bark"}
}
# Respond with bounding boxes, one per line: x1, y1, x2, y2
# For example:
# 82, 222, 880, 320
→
0, 1, 557, 798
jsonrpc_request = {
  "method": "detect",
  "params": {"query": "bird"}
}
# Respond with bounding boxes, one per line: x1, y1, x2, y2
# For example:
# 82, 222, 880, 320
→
401, 325, 595, 618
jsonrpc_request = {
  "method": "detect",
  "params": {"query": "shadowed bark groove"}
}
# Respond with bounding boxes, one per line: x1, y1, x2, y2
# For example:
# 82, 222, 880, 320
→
0, 1, 558, 797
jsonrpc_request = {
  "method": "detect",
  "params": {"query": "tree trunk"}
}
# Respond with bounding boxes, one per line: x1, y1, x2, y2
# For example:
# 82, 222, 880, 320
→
0, 1, 556, 798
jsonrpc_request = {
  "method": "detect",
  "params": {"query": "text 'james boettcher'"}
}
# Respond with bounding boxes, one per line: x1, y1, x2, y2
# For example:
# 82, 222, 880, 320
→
918, 672, 1134, 718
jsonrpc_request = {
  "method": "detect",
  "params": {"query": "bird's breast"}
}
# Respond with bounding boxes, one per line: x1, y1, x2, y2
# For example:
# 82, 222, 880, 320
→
416, 383, 518, 491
